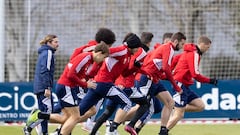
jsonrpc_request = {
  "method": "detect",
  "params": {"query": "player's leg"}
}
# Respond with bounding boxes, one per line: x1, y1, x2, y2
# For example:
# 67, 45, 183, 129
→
135, 97, 161, 133
155, 91, 174, 135
167, 83, 197, 131
37, 94, 53, 135
185, 98, 205, 112
79, 88, 102, 119
55, 85, 80, 135
124, 104, 139, 121
121, 87, 141, 122
153, 80, 174, 135
60, 106, 81, 135
125, 87, 150, 135
90, 100, 117, 135
106, 86, 132, 134
166, 106, 185, 130
24, 94, 53, 135
83, 98, 104, 132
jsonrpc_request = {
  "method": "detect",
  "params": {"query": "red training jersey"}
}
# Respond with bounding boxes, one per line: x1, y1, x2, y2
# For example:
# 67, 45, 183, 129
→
94, 44, 133, 83
69, 40, 101, 78
58, 52, 94, 88
173, 43, 210, 86
115, 48, 147, 88
70, 40, 97, 60
141, 42, 181, 92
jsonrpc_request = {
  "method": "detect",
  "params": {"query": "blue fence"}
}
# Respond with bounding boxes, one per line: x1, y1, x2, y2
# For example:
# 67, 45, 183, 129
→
0, 80, 240, 121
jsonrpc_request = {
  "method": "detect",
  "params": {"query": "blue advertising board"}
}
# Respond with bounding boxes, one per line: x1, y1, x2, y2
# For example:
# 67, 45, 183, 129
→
0, 80, 240, 121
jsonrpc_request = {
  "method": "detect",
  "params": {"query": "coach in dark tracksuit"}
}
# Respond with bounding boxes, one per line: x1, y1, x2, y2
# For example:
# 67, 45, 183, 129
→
33, 35, 59, 135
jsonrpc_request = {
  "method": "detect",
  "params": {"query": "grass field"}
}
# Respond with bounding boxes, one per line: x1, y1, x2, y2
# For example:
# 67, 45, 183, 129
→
0, 123, 239, 135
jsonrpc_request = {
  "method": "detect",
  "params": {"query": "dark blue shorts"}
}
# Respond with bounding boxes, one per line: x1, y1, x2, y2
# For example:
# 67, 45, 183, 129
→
172, 82, 199, 107
136, 74, 167, 97
55, 84, 79, 108
79, 82, 131, 115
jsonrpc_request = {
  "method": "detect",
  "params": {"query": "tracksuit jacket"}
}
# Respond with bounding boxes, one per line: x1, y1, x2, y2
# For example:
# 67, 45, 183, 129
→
33, 45, 56, 94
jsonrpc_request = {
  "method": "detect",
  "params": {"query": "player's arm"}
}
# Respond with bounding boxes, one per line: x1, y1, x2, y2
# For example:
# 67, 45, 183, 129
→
171, 53, 182, 71
67, 56, 89, 88
162, 47, 182, 92
40, 50, 53, 90
188, 52, 210, 83
86, 62, 102, 79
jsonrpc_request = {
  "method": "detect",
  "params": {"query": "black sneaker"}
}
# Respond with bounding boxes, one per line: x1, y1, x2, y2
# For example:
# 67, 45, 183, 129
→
23, 126, 31, 135
159, 130, 169, 135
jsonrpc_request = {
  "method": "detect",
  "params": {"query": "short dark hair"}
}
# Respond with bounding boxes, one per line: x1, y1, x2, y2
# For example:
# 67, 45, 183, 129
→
162, 33, 173, 43
95, 28, 116, 45
171, 32, 186, 42
141, 32, 154, 45
94, 41, 109, 55
122, 32, 135, 43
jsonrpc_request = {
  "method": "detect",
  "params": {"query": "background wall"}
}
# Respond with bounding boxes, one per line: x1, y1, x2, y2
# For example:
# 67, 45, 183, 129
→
3, 0, 240, 82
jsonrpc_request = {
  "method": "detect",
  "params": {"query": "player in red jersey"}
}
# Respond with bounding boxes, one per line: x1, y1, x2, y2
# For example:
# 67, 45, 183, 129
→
48, 28, 116, 134
88, 32, 153, 135
79, 33, 143, 135
134, 32, 173, 134
138, 32, 186, 135
166, 36, 218, 132
25, 42, 109, 135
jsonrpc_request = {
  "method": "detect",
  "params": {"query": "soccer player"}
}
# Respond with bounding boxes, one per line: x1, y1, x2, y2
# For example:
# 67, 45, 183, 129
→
166, 36, 218, 131
89, 32, 153, 135
23, 35, 59, 135
138, 32, 186, 135
79, 33, 143, 135
134, 32, 173, 133
24, 42, 110, 135
50, 27, 116, 134
80, 28, 115, 132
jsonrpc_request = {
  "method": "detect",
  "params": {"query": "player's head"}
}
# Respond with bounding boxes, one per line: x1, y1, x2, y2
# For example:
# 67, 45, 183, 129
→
93, 41, 109, 63
95, 28, 116, 47
141, 32, 154, 52
123, 33, 142, 54
197, 36, 212, 54
162, 32, 173, 44
171, 32, 186, 51
40, 34, 59, 51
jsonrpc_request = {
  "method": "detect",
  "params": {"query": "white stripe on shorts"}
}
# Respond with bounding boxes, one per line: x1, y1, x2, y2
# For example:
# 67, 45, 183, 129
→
61, 86, 75, 105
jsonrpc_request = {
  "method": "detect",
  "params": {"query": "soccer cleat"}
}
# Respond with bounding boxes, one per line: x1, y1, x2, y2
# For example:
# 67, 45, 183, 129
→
26, 108, 40, 127
81, 119, 94, 133
159, 132, 168, 135
159, 129, 169, 135
124, 125, 138, 135
23, 126, 31, 135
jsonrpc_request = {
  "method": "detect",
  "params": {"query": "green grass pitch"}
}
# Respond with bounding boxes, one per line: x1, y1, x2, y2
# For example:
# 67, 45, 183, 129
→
0, 123, 239, 135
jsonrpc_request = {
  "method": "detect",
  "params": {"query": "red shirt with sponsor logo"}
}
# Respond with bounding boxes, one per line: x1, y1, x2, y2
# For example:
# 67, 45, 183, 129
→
58, 52, 93, 88
94, 44, 133, 83
173, 43, 210, 86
